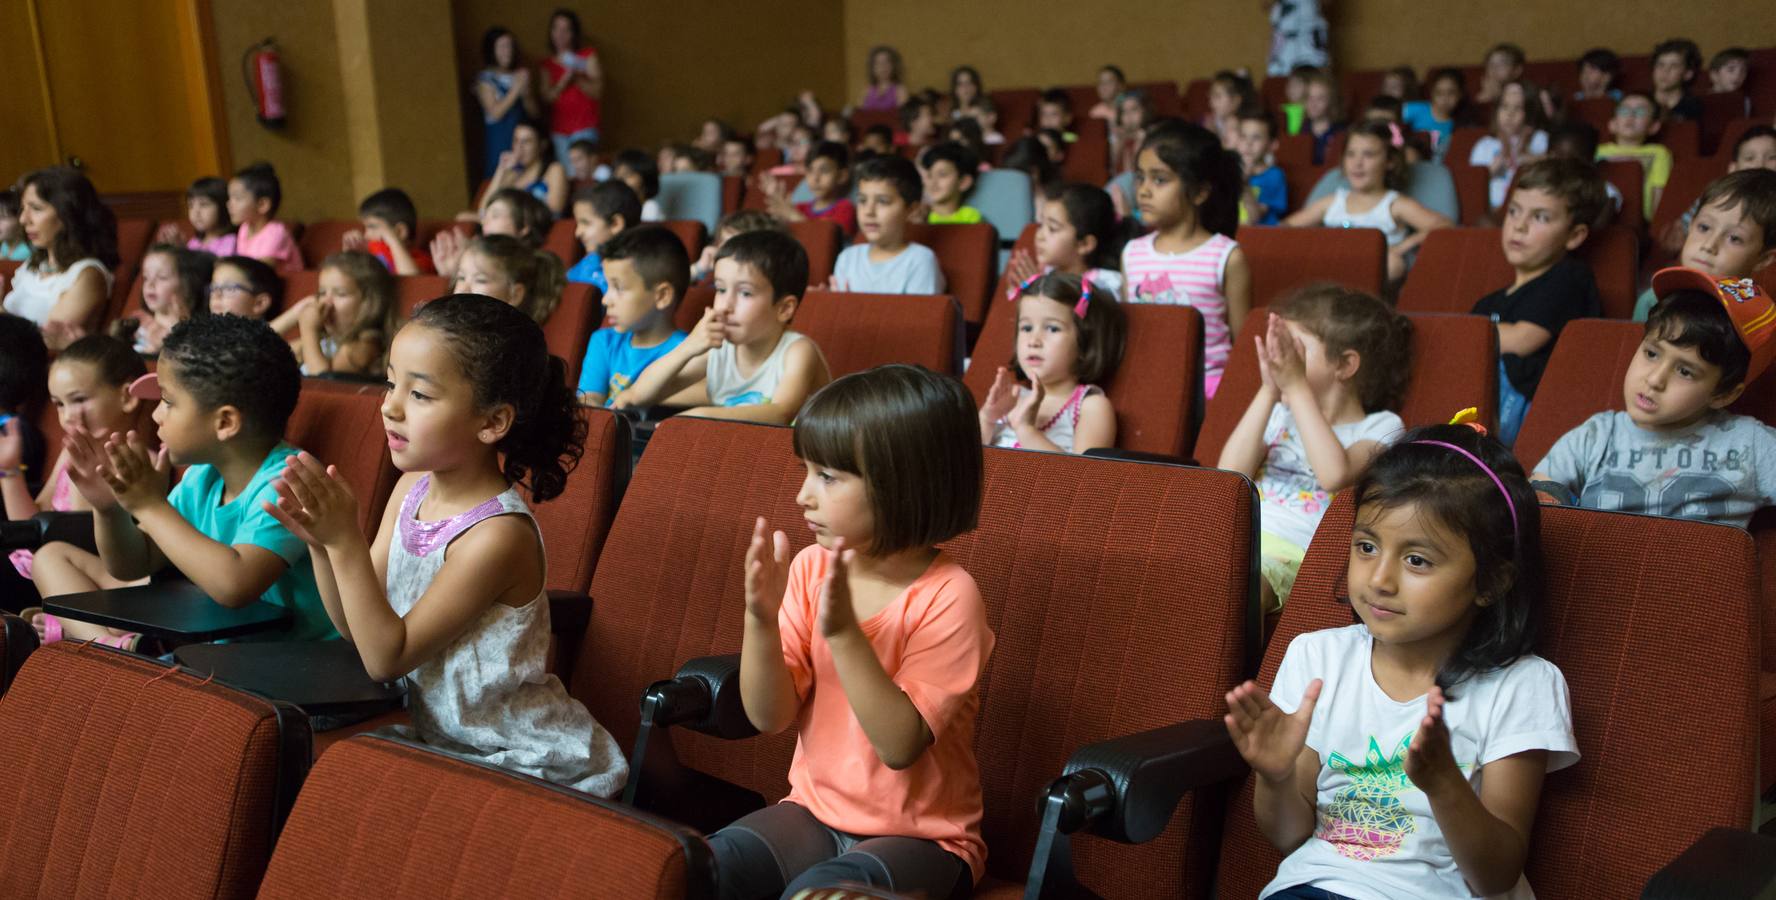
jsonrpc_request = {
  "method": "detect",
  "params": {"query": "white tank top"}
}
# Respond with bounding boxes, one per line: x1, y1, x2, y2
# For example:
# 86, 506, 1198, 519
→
707, 330, 808, 407
1324, 189, 1408, 247
2, 258, 112, 326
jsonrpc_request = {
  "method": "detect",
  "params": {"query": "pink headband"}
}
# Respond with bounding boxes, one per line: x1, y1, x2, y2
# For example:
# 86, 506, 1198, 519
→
1410, 440, 1519, 544
1011, 270, 1093, 318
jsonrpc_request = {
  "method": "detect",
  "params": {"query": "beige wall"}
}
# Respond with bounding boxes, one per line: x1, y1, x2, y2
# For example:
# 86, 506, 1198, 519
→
450, 1, 848, 172
843, 0, 1776, 96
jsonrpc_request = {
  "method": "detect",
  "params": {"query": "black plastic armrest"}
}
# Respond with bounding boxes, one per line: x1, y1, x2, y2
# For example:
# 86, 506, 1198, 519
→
1053, 718, 1247, 844
1, 511, 96, 552
640, 653, 759, 741
1641, 828, 1776, 899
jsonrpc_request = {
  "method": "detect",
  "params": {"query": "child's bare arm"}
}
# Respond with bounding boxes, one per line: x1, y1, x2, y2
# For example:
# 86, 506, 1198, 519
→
1283, 394, 1371, 493
1217, 379, 1278, 477
1070, 393, 1117, 453
820, 542, 934, 769
1281, 195, 1334, 227
133, 506, 289, 607
611, 308, 720, 409
1222, 247, 1252, 337
1226, 678, 1323, 852
1495, 320, 1553, 357
740, 518, 799, 734
1391, 197, 1454, 257
683, 339, 829, 424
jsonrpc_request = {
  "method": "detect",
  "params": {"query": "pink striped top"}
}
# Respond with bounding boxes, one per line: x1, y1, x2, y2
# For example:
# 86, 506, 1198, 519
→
1121, 232, 1238, 380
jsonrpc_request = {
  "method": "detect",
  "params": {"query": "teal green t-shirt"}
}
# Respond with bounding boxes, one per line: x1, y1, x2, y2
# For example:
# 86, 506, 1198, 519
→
166, 442, 336, 641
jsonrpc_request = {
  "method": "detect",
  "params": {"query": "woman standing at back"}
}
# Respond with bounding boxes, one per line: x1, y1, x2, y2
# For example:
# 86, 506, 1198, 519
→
475, 27, 539, 180
539, 8, 603, 165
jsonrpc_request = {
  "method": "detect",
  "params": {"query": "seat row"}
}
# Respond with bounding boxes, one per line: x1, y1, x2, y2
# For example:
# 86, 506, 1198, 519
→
0, 409, 1764, 897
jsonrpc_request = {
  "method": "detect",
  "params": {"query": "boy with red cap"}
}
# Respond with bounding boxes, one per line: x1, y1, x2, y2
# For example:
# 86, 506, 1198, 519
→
1532, 268, 1776, 528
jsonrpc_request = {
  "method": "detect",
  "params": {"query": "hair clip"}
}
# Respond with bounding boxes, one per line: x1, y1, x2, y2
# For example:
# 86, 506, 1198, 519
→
1075, 274, 1093, 318
1448, 407, 1488, 436
1007, 270, 1043, 302
1386, 122, 1405, 149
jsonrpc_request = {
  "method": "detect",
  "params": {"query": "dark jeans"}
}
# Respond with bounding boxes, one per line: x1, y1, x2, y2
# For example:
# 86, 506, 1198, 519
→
708, 801, 971, 900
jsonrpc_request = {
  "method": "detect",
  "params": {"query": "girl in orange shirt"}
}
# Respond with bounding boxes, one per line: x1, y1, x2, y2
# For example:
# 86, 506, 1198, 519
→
719, 364, 994, 899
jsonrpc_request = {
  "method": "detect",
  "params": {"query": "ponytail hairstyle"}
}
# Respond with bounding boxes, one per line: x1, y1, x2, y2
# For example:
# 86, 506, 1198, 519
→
466, 233, 566, 324
1349, 424, 1542, 694
1046, 182, 1123, 270
409, 293, 585, 501
1343, 120, 1410, 191
1276, 284, 1413, 412
55, 334, 148, 390
320, 250, 398, 358
1010, 271, 1127, 385
1137, 121, 1243, 237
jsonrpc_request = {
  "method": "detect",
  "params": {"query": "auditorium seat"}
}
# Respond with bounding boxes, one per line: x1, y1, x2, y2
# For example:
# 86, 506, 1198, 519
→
1714, 118, 1764, 165
0, 642, 309, 899
988, 88, 1042, 138
1397, 225, 1640, 319
577, 416, 1259, 898
1450, 165, 1492, 224
1441, 127, 1489, 170
721, 174, 743, 214
1658, 119, 1701, 161
1062, 118, 1112, 183
795, 290, 959, 376
394, 274, 452, 319
902, 222, 998, 329
296, 219, 357, 266
105, 217, 157, 325
1193, 307, 1500, 464
988, 223, 1039, 310
1237, 226, 1387, 310
662, 220, 708, 262
1182, 77, 1214, 121
0, 614, 34, 698
786, 219, 842, 286
259, 735, 715, 899
657, 173, 722, 232
1697, 94, 1750, 156
1597, 160, 1646, 233
546, 282, 603, 384
1209, 495, 1760, 899
291, 379, 402, 538
1649, 159, 1733, 268
544, 218, 580, 265
674, 284, 715, 334
964, 299, 1204, 458
1274, 133, 1315, 171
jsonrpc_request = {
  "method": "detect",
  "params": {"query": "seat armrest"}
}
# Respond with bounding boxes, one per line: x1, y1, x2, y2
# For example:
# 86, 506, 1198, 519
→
1641, 828, 1776, 899
1056, 718, 1247, 844
641, 653, 758, 741
0, 511, 95, 552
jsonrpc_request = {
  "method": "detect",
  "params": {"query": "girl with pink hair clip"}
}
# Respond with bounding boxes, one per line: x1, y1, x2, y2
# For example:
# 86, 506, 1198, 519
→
978, 271, 1126, 454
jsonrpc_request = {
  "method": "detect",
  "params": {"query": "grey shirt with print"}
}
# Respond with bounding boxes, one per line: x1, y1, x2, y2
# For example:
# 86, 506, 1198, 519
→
1536, 410, 1776, 529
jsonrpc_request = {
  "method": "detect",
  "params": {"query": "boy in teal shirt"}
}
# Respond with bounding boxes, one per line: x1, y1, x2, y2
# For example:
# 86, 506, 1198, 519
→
30, 314, 335, 644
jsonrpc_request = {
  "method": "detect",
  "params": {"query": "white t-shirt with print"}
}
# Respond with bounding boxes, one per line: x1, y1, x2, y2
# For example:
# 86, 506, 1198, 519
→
1257, 406, 1403, 548
1262, 625, 1579, 900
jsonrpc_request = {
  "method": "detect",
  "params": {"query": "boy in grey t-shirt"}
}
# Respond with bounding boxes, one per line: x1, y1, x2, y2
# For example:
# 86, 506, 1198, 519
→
1534, 268, 1776, 528
830, 154, 946, 295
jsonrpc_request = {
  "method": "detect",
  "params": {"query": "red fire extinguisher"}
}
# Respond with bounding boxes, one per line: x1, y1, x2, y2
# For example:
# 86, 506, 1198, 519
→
242, 39, 286, 128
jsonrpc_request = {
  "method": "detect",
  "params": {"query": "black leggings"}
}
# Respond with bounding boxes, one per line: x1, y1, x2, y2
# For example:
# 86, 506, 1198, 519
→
708, 802, 971, 900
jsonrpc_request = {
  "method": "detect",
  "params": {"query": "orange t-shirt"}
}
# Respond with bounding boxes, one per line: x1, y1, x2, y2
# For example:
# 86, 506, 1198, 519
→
778, 545, 994, 882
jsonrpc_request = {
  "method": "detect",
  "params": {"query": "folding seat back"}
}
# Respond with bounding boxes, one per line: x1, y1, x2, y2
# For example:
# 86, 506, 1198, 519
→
1135, 80, 1184, 117
1236, 226, 1386, 310
575, 417, 1260, 899
1261, 77, 1290, 117
964, 299, 1203, 457
1062, 118, 1112, 183
527, 409, 629, 601
258, 735, 714, 899
297, 219, 356, 267
967, 169, 1035, 246
1581, 224, 1640, 319
847, 108, 900, 135
1650, 159, 1731, 255
1215, 495, 1760, 899
1658, 119, 1701, 161
721, 174, 743, 214
902, 222, 998, 328
544, 217, 581, 265
988, 88, 1042, 136
394, 274, 452, 319
988, 223, 1039, 312
1570, 97, 1616, 135
0, 642, 308, 899
0, 260, 19, 289
1302, 162, 1459, 223
1597, 159, 1646, 233
794, 290, 958, 376
662, 220, 708, 262
786, 219, 842, 286
1275, 134, 1315, 171
1450, 165, 1492, 224
1340, 70, 1387, 117
1617, 54, 1654, 92
106, 217, 158, 325
1697, 93, 1749, 156
1713, 118, 1761, 165
544, 282, 602, 385
1521, 60, 1574, 90
279, 270, 321, 333
1062, 84, 1098, 121
290, 380, 401, 538
657, 172, 723, 232
1441, 127, 1490, 169
1399, 227, 1636, 318
1194, 308, 1498, 464
675, 284, 716, 334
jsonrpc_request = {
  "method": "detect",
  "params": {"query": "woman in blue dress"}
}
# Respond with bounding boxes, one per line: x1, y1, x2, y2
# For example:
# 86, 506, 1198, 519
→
476, 27, 538, 180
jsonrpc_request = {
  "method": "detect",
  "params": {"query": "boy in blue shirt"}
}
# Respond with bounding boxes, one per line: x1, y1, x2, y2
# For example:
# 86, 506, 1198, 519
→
1234, 110, 1287, 225
577, 225, 689, 407
28, 315, 336, 646
565, 181, 642, 292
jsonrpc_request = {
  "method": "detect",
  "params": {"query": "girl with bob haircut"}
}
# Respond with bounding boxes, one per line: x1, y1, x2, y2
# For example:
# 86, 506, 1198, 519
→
717, 364, 992, 898
980, 271, 1126, 454
1226, 422, 1577, 899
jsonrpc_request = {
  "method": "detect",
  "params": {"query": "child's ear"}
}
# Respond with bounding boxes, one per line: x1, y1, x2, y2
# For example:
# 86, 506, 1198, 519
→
212, 404, 243, 443
959, 173, 976, 195
652, 281, 675, 311
118, 384, 141, 415
1077, 233, 1099, 260
396, 222, 412, 244
1562, 221, 1591, 252
1710, 380, 1749, 411
774, 293, 799, 324
1335, 348, 1361, 382
478, 401, 516, 446
252, 292, 274, 318
510, 282, 528, 310
609, 214, 627, 234
255, 197, 272, 219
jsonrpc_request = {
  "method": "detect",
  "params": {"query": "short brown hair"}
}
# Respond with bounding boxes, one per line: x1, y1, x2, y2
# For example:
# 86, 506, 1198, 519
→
792, 365, 982, 555
1009, 271, 1128, 385
1695, 169, 1776, 253
1510, 158, 1608, 238
1277, 284, 1414, 412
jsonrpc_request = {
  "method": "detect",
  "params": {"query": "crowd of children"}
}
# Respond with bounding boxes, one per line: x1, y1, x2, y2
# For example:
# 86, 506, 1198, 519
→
0, 28, 1774, 900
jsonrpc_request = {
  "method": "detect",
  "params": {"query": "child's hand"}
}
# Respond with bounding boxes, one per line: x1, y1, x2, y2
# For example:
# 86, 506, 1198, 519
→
97, 431, 170, 514
1010, 379, 1047, 434
341, 229, 368, 252
1254, 333, 1278, 394
40, 320, 86, 349
815, 538, 861, 640
688, 305, 725, 357
266, 452, 364, 550
743, 516, 791, 623
154, 222, 185, 245
1224, 678, 1322, 784
695, 244, 716, 276
299, 296, 332, 334
1405, 686, 1465, 797
512, 68, 531, 92
1005, 248, 1039, 297
497, 151, 518, 173
62, 425, 119, 510
981, 366, 1018, 424
1264, 314, 1309, 394
430, 229, 463, 277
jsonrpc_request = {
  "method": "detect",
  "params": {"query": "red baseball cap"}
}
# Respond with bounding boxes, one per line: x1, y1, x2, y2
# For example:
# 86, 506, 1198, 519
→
1651, 267, 1776, 383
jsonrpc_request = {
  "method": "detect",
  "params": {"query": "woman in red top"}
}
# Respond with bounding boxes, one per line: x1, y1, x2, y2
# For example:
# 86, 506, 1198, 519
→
539, 9, 602, 166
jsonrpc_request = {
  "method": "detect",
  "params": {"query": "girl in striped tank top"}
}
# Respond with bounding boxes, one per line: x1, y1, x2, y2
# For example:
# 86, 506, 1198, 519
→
1122, 123, 1251, 398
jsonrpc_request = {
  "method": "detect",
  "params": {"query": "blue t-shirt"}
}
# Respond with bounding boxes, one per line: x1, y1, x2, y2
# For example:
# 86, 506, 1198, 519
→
1402, 102, 1453, 159
566, 251, 607, 291
166, 442, 336, 641
1250, 166, 1286, 225
576, 327, 687, 404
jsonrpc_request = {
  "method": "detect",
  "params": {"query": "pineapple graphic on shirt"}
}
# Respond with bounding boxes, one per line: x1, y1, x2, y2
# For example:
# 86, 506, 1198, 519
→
1317, 732, 1415, 861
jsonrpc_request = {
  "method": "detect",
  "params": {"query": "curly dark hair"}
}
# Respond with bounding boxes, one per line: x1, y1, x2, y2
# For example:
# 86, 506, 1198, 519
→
409, 294, 585, 501
160, 314, 301, 443
20, 167, 118, 271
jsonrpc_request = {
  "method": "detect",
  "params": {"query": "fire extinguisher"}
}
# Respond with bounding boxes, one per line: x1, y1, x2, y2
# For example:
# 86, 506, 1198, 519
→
242, 38, 286, 129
